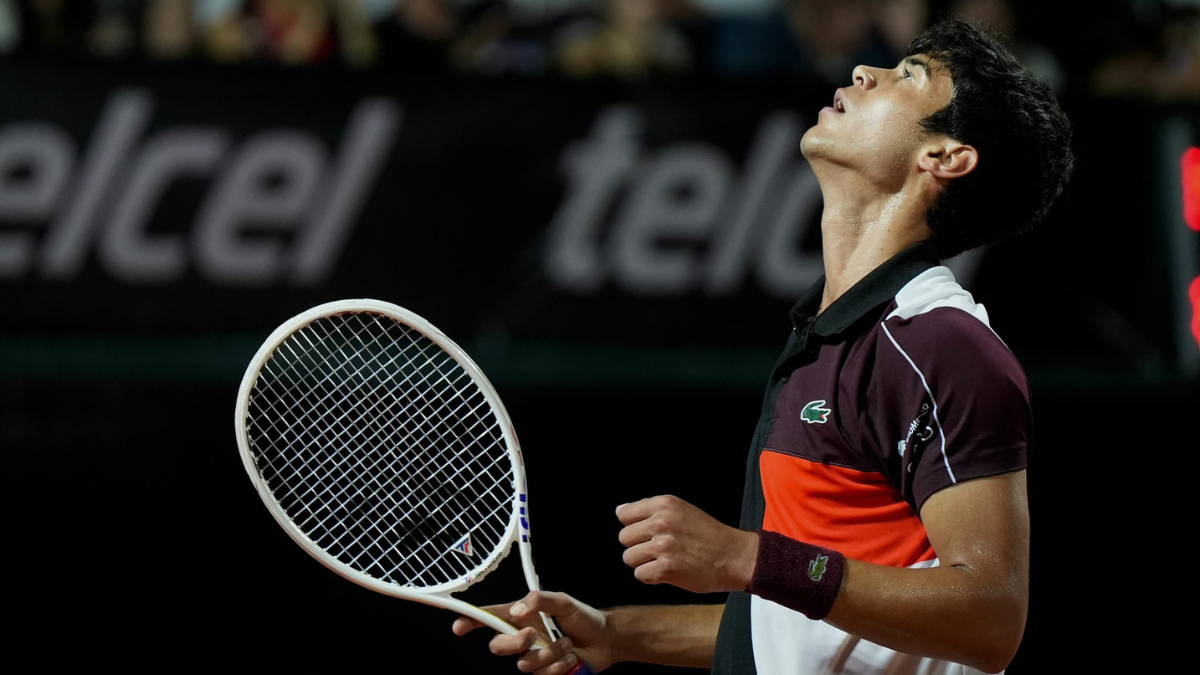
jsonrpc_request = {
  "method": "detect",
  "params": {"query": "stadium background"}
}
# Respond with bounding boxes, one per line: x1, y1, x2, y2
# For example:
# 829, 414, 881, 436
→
3, 0, 1196, 671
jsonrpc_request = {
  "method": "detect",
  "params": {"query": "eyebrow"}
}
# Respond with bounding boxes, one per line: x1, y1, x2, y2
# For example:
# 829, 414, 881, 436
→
903, 56, 931, 80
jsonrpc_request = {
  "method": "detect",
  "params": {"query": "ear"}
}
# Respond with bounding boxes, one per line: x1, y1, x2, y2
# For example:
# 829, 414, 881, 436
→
917, 140, 978, 181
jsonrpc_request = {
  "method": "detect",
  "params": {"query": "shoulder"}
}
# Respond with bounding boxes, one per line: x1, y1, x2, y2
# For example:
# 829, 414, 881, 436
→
879, 267, 1022, 373
852, 267, 1031, 412
887, 266, 992, 330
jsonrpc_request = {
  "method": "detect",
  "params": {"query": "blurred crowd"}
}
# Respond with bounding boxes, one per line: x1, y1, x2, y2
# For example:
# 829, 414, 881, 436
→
0, 0, 1197, 100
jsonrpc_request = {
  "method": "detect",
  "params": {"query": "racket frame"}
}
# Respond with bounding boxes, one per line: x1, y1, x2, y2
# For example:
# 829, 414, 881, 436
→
235, 298, 553, 641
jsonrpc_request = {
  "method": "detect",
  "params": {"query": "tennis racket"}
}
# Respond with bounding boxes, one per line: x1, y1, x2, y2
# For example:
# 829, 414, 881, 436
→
234, 298, 592, 674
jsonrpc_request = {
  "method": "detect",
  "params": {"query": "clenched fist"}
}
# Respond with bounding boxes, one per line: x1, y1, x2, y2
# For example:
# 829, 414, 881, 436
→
615, 495, 759, 594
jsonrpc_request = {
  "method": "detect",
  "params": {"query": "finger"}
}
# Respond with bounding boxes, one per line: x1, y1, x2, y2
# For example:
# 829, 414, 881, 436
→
478, 600, 516, 624
615, 497, 659, 525
489, 626, 540, 657
616, 519, 655, 548
510, 590, 581, 623
621, 540, 663, 568
532, 650, 583, 675
452, 615, 488, 636
517, 637, 575, 673
633, 559, 666, 585
537, 655, 584, 675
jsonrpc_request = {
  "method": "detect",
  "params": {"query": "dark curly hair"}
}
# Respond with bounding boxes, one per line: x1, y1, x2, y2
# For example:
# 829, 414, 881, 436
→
908, 19, 1075, 259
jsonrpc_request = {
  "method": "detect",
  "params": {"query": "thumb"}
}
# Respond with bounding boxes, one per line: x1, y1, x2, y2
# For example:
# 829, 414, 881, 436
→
511, 591, 584, 623
454, 600, 520, 636
452, 612, 497, 636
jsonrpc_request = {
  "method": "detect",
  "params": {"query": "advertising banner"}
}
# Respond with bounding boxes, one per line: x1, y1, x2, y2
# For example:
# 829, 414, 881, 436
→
0, 60, 1002, 390
0, 60, 1192, 391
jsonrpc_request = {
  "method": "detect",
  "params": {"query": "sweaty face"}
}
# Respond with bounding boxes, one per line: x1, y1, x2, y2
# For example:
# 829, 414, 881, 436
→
801, 54, 955, 187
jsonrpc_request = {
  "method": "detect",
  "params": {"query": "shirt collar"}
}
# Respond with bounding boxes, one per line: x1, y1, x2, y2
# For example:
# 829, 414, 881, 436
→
789, 239, 943, 337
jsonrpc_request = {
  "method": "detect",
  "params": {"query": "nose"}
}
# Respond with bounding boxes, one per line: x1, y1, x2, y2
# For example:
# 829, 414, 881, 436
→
852, 65, 877, 90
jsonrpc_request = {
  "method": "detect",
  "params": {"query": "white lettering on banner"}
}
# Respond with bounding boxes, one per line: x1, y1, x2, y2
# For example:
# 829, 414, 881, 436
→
0, 123, 75, 275
545, 105, 981, 299
0, 89, 401, 286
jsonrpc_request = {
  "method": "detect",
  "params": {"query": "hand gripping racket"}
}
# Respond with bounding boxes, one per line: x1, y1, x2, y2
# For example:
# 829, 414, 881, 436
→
235, 298, 592, 674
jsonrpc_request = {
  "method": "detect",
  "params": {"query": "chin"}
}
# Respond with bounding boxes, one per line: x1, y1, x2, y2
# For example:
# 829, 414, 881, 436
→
799, 128, 816, 157
799, 128, 824, 160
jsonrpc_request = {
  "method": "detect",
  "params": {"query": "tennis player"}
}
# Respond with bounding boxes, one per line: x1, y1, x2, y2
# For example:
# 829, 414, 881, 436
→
453, 17, 1073, 675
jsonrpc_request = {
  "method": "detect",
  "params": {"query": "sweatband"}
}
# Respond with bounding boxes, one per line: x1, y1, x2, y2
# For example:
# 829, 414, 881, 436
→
746, 529, 846, 620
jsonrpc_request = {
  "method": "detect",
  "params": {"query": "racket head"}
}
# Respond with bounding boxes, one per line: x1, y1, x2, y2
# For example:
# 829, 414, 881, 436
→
234, 299, 530, 604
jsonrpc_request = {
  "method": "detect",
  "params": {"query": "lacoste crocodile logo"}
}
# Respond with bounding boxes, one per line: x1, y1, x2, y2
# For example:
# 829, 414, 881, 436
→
808, 554, 829, 581
801, 400, 832, 424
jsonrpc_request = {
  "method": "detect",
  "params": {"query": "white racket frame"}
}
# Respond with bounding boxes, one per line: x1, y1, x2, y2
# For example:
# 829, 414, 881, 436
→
234, 298, 557, 643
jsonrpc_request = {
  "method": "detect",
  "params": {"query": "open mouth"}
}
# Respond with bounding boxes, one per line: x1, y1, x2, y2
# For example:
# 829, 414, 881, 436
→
833, 90, 846, 112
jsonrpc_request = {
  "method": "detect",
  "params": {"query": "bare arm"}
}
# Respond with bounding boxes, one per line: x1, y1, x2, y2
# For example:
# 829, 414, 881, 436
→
606, 603, 724, 669
452, 593, 724, 673
822, 470, 1030, 673
617, 469, 1030, 674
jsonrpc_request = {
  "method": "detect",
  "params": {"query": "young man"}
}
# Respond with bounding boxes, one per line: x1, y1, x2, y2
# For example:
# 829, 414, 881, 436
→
453, 18, 1074, 675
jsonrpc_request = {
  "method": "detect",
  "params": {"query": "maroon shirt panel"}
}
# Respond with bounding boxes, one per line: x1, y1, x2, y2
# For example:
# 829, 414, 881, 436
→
766, 302, 1031, 514
864, 306, 1032, 512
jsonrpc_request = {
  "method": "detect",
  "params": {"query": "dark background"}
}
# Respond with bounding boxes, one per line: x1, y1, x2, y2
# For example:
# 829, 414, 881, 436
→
3, 0, 1198, 671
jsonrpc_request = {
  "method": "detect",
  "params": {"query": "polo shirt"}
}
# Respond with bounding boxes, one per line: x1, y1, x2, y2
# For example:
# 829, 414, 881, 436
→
711, 239, 1031, 675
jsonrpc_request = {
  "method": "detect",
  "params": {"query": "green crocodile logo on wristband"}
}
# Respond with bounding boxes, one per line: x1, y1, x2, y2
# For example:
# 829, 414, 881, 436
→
808, 554, 829, 582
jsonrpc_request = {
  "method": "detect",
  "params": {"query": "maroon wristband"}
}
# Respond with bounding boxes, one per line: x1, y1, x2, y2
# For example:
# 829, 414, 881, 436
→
746, 530, 846, 620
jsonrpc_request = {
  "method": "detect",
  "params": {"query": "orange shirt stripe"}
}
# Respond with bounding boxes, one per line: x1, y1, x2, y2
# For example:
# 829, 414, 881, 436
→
760, 450, 936, 568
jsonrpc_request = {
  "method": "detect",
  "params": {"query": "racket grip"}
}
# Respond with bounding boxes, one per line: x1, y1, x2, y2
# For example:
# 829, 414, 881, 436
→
541, 613, 594, 674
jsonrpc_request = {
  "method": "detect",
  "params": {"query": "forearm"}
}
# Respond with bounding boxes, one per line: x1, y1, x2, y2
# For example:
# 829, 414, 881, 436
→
824, 560, 1027, 673
605, 603, 724, 669
746, 474, 1030, 674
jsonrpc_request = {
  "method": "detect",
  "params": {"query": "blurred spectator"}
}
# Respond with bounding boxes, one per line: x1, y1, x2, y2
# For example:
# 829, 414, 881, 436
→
190, 0, 342, 66
144, 0, 198, 61
85, 0, 138, 58
444, 1, 553, 76
194, 0, 255, 62
372, 0, 461, 72
1089, 0, 1200, 102
331, 0, 381, 67
9, 0, 95, 58
251, 0, 337, 66
873, 0, 928, 64
504, 0, 596, 24
551, 0, 694, 79
695, 0, 924, 84
948, 0, 1066, 92
0, 0, 1190, 96
783, 0, 904, 85
689, 0, 793, 78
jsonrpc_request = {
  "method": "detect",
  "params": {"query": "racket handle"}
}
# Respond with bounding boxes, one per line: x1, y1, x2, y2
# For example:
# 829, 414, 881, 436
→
541, 612, 565, 641
540, 614, 595, 675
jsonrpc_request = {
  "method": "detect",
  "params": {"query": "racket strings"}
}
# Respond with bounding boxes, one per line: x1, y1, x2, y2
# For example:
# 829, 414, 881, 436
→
264, 326, 510, 584
269, 325, 472, 524
246, 312, 516, 588
256, 325, 428, 521
256, 317, 506, 583
317, 321, 515, 578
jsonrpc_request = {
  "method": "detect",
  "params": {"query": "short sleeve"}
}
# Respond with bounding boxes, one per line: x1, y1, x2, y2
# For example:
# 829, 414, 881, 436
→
864, 306, 1032, 512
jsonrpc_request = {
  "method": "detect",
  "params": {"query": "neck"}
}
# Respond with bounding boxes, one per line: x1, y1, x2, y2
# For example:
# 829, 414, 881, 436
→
815, 166, 935, 313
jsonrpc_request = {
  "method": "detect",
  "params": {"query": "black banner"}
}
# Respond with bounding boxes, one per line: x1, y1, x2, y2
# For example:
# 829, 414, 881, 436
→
0, 59, 1117, 392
